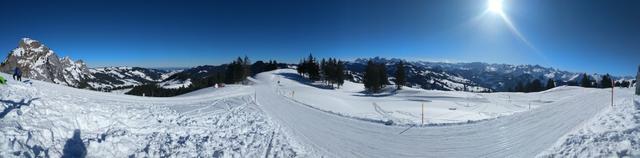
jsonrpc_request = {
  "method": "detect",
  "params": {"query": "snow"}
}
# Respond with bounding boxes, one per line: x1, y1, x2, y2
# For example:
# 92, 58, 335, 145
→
0, 72, 305, 157
128, 70, 153, 81
539, 88, 640, 157
254, 69, 633, 157
21, 38, 37, 45
1, 68, 637, 157
270, 69, 549, 125
161, 71, 182, 81
160, 79, 192, 89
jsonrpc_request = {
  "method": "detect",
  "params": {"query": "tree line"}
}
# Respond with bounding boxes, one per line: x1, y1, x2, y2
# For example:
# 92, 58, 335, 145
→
127, 56, 280, 97
513, 73, 630, 93
513, 79, 555, 93
295, 55, 408, 92
362, 60, 407, 93
296, 54, 346, 88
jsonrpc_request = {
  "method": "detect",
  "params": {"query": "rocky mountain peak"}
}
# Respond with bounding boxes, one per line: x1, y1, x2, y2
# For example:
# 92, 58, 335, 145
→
0, 38, 93, 87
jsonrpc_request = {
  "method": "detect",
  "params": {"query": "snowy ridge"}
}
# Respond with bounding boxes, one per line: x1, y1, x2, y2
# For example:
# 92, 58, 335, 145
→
88, 66, 177, 91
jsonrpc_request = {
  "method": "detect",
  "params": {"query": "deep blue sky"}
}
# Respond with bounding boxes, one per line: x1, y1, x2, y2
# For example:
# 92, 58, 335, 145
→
1, 0, 638, 75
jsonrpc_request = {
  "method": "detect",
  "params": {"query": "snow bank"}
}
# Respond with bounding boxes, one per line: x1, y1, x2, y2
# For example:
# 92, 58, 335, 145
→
539, 88, 640, 157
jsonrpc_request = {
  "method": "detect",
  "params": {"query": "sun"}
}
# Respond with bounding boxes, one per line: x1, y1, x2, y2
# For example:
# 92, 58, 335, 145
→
488, 0, 503, 14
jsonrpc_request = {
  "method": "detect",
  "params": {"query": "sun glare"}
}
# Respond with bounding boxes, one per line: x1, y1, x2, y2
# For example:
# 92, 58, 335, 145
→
488, 0, 503, 14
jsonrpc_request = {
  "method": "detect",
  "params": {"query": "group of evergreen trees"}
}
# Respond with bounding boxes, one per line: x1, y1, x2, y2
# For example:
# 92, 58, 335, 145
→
580, 73, 617, 88
580, 74, 595, 87
363, 60, 389, 93
362, 60, 407, 93
126, 73, 225, 97
225, 56, 252, 84
251, 60, 278, 76
296, 54, 321, 81
127, 56, 284, 97
514, 79, 554, 93
512, 73, 624, 93
320, 58, 346, 88
296, 54, 346, 88
614, 80, 632, 88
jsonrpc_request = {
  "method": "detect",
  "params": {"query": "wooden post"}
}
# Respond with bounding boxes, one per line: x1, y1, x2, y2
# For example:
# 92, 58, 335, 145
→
421, 103, 424, 125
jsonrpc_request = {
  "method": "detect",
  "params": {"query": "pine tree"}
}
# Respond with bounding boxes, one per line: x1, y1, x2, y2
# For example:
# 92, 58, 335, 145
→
297, 59, 305, 76
336, 60, 345, 88
378, 63, 389, 86
364, 60, 384, 93
307, 54, 320, 81
394, 61, 406, 90
546, 79, 555, 90
242, 56, 251, 82
528, 79, 543, 92
600, 74, 613, 88
580, 73, 592, 87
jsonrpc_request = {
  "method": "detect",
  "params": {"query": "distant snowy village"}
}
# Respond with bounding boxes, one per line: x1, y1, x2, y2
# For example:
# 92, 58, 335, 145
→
0, 38, 638, 157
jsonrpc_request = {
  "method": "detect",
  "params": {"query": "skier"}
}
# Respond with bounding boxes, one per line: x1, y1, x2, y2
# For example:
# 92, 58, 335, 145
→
13, 67, 22, 81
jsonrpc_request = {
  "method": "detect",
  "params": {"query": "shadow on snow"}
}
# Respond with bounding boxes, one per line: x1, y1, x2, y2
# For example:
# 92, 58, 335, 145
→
0, 98, 40, 119
62, 129, 87, 158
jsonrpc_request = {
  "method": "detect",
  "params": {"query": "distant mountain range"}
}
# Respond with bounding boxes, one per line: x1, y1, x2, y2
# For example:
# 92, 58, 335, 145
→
0, 38, 182, 91
347, 57, 633, 92
0, 38, 634, 94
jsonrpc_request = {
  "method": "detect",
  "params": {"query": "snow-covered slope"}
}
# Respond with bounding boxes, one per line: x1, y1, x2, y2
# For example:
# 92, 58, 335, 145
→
254, 69, 637, 157
273, 69, 557, 125
88, 67, 178, 91
158, 65, 226, 89
0, 72, 305, 157
0, 38, 92, 87
539, 90, 640, 157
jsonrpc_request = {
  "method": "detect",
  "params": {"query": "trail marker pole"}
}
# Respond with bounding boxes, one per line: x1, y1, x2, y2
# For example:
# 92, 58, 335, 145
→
421, 103, 424, 125
612, 79, 614, 107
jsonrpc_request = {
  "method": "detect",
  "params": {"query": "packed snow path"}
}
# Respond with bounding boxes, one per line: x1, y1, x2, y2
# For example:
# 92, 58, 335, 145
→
254, 70, 617, 157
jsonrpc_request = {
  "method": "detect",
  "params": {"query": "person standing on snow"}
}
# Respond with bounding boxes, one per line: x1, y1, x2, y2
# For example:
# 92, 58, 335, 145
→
13, 67, 22, 81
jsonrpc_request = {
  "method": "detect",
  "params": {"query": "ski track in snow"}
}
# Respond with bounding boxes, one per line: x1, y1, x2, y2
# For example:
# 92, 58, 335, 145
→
254, 69, 635, 157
